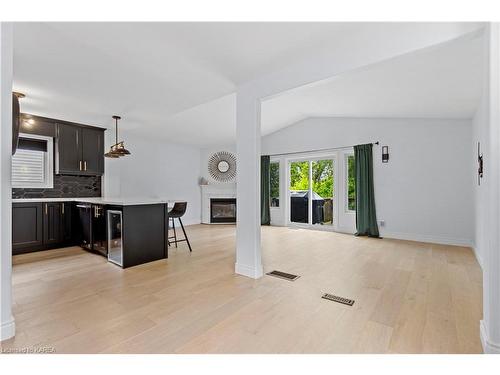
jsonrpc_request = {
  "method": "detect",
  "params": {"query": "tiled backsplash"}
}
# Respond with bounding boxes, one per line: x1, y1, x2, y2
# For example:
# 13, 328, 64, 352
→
12, 175, 101, 199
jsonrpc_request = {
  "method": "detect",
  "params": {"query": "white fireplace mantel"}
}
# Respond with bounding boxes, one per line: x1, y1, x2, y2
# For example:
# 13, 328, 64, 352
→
201, 183, 236, 224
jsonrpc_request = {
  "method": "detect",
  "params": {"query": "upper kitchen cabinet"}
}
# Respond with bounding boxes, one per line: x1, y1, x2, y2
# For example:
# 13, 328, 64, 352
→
55, 122, 105, 176
56, 123, 81, 174
81, 127, 104, 175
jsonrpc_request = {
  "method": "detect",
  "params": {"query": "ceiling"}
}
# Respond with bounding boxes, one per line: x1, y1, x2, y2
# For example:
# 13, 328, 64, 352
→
13, 22, 483, 146
261, 32, 484, 135
14, 22, 357, 131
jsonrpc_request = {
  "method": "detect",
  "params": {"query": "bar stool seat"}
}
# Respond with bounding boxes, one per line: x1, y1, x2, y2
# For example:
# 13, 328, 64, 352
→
166, 202, 192, 252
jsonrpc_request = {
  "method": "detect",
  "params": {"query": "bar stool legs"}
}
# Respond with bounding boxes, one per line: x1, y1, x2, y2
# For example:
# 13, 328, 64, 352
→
166, 202, 192, 252
167, 216, 192, 252
178, 217, 192, 252
171, 217, 178, 248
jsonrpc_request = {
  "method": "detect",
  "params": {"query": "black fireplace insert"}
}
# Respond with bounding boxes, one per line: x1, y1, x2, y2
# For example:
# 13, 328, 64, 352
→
210, 198, 236, 223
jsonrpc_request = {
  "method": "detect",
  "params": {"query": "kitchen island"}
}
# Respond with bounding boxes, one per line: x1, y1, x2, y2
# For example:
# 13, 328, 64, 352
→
12, 198, 169, 268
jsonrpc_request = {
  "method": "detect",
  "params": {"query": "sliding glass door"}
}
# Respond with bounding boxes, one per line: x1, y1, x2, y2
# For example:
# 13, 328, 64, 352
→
288, 157, 335, 227
312, 159, 334, 226
289, 161, 310, 224
283, 150, 355, 233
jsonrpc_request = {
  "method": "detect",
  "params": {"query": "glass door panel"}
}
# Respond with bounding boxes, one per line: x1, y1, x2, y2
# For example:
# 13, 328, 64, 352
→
347, 154, 356, 211
312, 159, 334, 226
107, 210, 123, 267
289, 160, 310, 224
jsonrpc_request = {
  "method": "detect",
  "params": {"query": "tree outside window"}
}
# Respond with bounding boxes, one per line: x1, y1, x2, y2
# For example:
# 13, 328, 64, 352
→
347, 155, 356, 211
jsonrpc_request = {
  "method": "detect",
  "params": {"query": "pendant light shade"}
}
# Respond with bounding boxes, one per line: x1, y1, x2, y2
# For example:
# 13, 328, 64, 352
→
105, 115, 131, 158
104, 147, 120, 158
113, 142, 131, 156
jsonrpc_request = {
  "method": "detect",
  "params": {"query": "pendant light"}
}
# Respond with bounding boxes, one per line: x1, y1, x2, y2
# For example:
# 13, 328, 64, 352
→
105, 115, 131, 158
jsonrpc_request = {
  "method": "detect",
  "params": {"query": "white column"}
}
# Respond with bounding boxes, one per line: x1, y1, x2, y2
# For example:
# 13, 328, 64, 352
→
481, 22, 500, 354
0, 22, 15, 341
235, 90, 263, 279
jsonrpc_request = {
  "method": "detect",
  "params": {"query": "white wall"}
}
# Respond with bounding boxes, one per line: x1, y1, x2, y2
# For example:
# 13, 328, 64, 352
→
475, 23, 500, 354
103, 131, 202, 225
472, 89, 489, 269
261, 117, 474, 246
0, 22, 15, 341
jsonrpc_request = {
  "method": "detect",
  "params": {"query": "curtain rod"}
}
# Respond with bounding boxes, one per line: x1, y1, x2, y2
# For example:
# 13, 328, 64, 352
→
267, 142, 379, 158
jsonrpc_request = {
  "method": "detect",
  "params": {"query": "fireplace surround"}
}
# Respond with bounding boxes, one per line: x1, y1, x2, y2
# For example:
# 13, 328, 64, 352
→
200, 183, 236, 224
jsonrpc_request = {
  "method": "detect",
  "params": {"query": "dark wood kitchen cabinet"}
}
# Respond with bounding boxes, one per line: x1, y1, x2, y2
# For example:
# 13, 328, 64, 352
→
55, 123, 105, 176
55, 124, 81, 174
62, 202, 73, 242
81, 127, 104, 175
43, 202, 64, 245
13, 201, 168, 268
12, 202, 74, 255
12, 202, 43, 253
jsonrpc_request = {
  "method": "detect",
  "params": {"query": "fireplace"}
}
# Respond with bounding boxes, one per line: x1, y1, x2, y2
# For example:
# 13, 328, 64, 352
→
210, 198, 236, 223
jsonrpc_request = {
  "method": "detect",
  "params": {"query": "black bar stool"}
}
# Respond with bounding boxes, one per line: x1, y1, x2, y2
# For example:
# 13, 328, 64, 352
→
166, 202, 192, 252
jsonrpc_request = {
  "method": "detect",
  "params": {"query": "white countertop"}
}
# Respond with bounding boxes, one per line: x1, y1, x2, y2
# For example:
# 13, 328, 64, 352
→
12, 197, 171, 206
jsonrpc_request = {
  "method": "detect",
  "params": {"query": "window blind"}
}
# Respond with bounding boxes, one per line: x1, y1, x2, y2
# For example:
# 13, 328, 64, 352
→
12, 148, 46, 185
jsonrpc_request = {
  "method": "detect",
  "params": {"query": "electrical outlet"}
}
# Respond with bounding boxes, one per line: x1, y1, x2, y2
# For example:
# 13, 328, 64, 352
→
379, 220, 385, 227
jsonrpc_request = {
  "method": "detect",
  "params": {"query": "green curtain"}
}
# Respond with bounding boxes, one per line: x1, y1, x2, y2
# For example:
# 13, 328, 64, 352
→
354, 144, 380, 238
261, 155, 271, 225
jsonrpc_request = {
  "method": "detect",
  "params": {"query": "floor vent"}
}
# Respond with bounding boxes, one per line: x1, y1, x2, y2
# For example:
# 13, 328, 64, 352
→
266, 270, 300, 281
321, 293, 355, 306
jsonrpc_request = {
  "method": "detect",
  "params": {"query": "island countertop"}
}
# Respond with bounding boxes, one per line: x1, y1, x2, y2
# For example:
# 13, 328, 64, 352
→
12, 197, 170, 206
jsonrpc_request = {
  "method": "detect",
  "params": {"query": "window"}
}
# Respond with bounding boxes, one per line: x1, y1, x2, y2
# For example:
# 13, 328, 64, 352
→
346, 154, 356, 211
270, 161, 280, 207
12, 134, 53, 188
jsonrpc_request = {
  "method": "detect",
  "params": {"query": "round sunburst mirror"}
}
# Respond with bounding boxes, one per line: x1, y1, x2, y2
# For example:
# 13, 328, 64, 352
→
208, 151, 236, 182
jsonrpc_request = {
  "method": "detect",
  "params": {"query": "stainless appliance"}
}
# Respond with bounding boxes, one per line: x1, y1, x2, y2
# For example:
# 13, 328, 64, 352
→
107, 210, 123, 266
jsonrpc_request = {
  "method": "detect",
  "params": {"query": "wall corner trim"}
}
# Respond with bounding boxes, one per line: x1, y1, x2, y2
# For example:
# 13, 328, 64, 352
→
472, 245, 484, 270
235, 262, 263, 279
480, 320, 500, 354
0, 316, 15, 341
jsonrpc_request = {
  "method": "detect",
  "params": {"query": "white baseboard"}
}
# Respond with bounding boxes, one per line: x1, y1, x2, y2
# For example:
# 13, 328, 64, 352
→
183, 219, 201, 226
472, 245, 484, 270
235, 262, 263, 279
0, 317, 15, 341
380, 230, 473, 247
180, 218, 202, 226
480, 320, 500, 354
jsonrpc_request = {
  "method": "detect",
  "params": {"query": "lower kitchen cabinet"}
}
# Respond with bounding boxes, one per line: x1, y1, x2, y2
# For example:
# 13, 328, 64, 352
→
108, 203, 166, 268
75, 203, 107, 256
12, 202, 74, 255
43, 202, 64, 245
63, 202, 74, 242
12, 200, 167, 267
12, 202, 43, 253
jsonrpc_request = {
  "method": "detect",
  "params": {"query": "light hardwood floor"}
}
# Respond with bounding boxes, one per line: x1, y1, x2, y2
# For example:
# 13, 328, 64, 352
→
1, 225, 483, 353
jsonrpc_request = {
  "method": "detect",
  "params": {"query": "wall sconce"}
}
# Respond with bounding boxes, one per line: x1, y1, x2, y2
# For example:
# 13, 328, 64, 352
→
382, 146, 389, 163
478, 142, 483, 185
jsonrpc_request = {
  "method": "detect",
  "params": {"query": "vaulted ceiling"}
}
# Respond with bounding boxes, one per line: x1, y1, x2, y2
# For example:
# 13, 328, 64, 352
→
261, 32, 484, 136
13, 22, 484, 146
